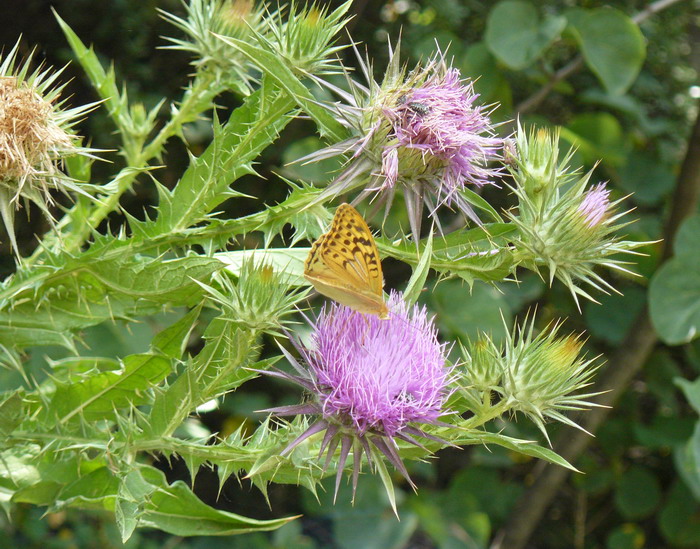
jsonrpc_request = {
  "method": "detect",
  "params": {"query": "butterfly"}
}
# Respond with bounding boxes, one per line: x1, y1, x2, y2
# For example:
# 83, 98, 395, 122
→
304, 203, 389, 319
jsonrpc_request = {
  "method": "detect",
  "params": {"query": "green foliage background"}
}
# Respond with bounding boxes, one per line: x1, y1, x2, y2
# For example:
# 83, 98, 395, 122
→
1, 0, 699, 548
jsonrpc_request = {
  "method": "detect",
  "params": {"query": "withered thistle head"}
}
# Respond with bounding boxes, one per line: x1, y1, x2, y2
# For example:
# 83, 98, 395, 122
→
0, 40, 97, 254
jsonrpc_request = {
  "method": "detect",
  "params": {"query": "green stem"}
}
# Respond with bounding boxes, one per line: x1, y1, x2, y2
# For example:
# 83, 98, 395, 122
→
25, 73, 222, 265
458, 398, 512, 431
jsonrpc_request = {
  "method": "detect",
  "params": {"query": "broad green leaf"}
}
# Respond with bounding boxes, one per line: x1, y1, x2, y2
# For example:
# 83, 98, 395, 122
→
676, 377, 700, 415
136, 466, 297, 536
568, 7, 646, 95
614, 466, 661, 519
485, 1, 566, 70
674, 214, 700, 257
649, 253, 700, 344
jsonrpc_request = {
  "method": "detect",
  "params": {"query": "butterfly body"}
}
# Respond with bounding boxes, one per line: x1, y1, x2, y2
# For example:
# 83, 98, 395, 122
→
304, 204, 389, 319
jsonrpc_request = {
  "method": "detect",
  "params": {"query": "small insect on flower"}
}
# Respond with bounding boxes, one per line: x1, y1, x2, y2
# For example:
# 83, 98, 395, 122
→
261, 293, 453, 508
304, 203, 389, 319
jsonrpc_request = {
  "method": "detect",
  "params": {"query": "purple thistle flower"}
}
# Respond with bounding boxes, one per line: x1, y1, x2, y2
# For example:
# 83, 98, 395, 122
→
578, 183, 610, 227
381, 69, 501, 200
304, 50, 502, 243
262, 292, 453, 501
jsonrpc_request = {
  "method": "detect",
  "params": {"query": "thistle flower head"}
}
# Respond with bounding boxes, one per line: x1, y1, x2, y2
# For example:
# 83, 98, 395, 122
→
507, 124, 646, 308
263, 292, 453, 504
304, 47, 502, 242
0, 40, 97, 254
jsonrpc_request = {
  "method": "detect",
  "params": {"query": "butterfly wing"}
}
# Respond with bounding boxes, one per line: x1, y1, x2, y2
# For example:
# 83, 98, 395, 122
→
304, 204, 388, 318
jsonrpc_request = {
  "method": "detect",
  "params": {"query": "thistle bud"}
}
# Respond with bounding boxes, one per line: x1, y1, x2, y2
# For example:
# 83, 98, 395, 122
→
491, 317, 600, 442
160, 0, 267, 94
208, 257, 309, 334
507, 124, 645, 307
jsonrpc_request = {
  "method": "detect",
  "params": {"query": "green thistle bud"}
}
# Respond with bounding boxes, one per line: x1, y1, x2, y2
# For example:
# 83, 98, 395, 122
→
262, 1, 352, 76
460, 336, 503, 392
160, 0, 267, 95
507, 123, 647, 308
203, 257, 309, 334
498, 317, 602, 443
0, 40, 98, 254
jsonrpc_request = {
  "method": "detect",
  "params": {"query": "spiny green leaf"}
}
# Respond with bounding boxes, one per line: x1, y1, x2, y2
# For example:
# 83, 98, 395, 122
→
136, 466, 299, 536
151, 88, 296, 235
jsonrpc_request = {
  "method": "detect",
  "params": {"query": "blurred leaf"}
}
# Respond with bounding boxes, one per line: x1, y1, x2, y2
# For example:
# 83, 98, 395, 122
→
485, 1, 566, 70
658, 481, 700, 545
584, 286, 646, 345
568, 7, 646, 95
606, 524, 645, 549
458, 42, 508, 104
614, 466, 661, 519
649, 253, 700, 344
674, 421, 700, 501
674, 214, 700, 257
282, 137, 343, 183
426, 280, 511, 343
574, 459, 614, 495
618, 151, 676, 206
303, 476, 416, 549
499, 273, 545, 312
561, 112, 629, 166
676, 377, 700, 415
634, 416, 695, 450
446, 468, 522, 522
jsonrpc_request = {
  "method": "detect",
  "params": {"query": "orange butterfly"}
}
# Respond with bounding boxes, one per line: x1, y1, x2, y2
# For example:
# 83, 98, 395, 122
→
304, 204, 389, 318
